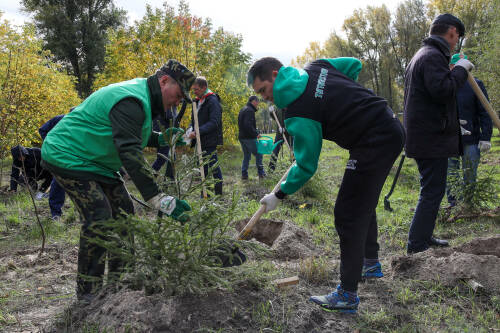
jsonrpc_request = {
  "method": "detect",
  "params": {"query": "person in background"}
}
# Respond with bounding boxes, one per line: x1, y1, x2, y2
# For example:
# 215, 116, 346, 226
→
39, 114, 65, 220
9, 145, 52, 198
238, 95, 266, 180
446, 53, 492, 207
404, 14, 474, 254
187, 77, 224, 195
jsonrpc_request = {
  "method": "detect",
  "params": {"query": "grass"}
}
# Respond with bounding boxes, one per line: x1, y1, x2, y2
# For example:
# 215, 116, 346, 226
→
0, 130, 499, 332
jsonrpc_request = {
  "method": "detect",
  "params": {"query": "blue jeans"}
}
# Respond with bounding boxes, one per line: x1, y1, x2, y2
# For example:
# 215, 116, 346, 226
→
407, 158, 448, 253
446, 144, 480, 205
49, 178, 65, 218
239, 139, 265, 177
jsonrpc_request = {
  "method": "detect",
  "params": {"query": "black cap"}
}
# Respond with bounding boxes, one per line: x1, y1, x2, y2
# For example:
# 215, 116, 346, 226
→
11, 145, 28, 160
159, 60, 196, 103
432, 13, 465, 37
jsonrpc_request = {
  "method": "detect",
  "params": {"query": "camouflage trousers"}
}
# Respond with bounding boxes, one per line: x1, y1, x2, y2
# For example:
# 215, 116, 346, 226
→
52, 174, 134, 297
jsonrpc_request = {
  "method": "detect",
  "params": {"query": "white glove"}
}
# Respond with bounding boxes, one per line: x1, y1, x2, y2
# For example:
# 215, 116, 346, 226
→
183, 127, 194, 146
455, 58, 474, 72
147, 193, 191, 222
35, 191, 45, 200
269, 106, 275, 113
148, 193, 176, 215
260, 193, 281, 213
459, 119, 471, 136
478, 141, 491, 153
279, 127, 284, 134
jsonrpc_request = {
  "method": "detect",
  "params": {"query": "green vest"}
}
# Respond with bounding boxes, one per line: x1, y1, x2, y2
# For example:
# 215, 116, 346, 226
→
42, 78, 153, 178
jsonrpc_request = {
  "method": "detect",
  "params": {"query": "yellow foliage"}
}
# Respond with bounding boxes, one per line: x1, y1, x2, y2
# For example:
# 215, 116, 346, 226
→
93, 3, 251, 145
0, 15, 81, 158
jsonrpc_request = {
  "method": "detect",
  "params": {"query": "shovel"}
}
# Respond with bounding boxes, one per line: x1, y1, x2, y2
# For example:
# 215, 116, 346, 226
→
214, 164, 292, 267
237, 163, 293, 242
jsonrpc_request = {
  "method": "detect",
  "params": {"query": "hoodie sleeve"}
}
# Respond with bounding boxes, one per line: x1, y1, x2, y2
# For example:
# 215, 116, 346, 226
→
280, 117, 322, 195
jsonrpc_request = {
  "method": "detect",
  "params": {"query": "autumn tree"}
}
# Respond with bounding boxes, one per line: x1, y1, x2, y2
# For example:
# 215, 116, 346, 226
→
0, 14, 81, 184
21, 0, 126, 97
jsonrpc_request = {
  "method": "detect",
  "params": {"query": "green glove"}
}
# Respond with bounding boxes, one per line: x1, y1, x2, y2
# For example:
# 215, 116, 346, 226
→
162, 127, 186, 146
170, 198, 191, 222
148, 194, 192, 222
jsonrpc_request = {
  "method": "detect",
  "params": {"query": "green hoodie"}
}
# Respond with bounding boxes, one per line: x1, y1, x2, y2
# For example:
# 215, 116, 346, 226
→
273, 58, 362, 195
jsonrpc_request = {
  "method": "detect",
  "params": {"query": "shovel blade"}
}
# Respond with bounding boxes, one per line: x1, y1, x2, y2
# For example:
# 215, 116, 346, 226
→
235, 219, 284, 247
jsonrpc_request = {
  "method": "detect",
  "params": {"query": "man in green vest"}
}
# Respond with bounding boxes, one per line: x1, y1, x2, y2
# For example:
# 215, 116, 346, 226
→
41, 60, 195, 302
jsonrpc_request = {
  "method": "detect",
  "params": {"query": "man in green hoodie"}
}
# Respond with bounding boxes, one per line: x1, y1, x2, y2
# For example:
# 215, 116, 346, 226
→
248, 57, 405, 313
41, 60, 194, 302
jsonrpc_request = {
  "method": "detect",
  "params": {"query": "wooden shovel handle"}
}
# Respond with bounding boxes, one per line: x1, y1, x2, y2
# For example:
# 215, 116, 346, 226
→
467, 73, 500, 131
237, 163, 294, 240
192, 102, 207, 198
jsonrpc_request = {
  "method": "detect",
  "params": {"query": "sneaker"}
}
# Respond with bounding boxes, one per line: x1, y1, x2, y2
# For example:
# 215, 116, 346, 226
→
362, 262, 384, 279
51, 215, 61, 222
309, 285, 359, 313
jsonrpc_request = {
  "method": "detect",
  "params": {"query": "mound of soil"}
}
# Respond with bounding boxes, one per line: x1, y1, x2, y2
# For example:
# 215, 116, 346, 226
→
391, 236, 500, 292
58, 283, 267, 333
271, 221, 318, 260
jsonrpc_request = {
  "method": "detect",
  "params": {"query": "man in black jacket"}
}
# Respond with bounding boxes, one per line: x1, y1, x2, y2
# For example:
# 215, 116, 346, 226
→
404, 13, 474, 254
9, 145, 52, 196
188, 77, 223, 195
446, 53, 492, 206
238, 95, 266, 180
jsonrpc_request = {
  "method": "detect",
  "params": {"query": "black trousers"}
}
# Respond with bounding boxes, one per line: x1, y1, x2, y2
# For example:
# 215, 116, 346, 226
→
334, 117, 405, 292
407, 158, 448, 252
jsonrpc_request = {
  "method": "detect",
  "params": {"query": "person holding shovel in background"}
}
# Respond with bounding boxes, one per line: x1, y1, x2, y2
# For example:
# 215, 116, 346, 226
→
41, 60, 195, 302
186, 76, 224, 195
446, 53, 492, 208
247, 56, 405, 313
404, 14, 474, 254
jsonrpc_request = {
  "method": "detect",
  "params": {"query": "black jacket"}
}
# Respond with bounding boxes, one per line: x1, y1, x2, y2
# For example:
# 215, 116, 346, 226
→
456, 78, 492, 146
192, 93, 223, 149
286, 60, 395, 150
403, 35, 468, 158
238, 102, 258, 139
10, 146, 52, 191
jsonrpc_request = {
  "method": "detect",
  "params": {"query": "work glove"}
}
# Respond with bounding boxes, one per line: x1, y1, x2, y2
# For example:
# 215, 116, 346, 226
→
478, 141, 491, 153
278, 127, 284, 134
147, 193, 191, 223
260, 193, 281, 213
459, 119, 471, 136
163, 127, 186, 146
455, 58, 474, 72
35, 191, 45, 200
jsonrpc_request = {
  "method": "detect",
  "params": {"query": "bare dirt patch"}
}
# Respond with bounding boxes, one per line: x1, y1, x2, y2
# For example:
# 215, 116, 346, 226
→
391, 236, 500, 292
0, 243, 77, 332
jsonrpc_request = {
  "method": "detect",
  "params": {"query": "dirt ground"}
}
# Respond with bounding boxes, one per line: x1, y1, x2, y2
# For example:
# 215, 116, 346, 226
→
2, 219, 498, 332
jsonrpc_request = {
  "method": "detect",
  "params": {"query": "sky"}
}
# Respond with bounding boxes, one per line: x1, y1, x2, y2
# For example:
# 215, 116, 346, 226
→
0, 0, 402, 65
